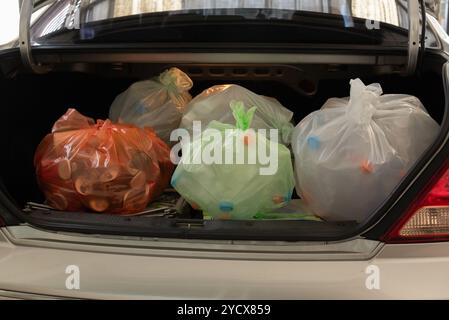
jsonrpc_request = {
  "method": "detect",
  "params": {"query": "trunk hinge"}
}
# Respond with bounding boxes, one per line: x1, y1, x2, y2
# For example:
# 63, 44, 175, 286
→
19, 0, 50, 73
406, 0, 426, 75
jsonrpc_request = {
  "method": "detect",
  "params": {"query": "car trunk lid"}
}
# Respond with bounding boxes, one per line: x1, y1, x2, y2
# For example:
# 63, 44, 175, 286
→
20, 0, 425, 75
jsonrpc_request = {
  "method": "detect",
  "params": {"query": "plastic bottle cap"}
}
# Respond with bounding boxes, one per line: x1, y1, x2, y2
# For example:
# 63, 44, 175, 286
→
243, 135, 250, 146
360, 160, 374, 174
219, 201, 234, 212
307, 136, 321, 150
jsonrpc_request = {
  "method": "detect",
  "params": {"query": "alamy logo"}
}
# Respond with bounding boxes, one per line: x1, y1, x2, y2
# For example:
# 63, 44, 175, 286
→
170, 122, 280, 176
366, 19, 380, 30
65, 265, 80, 290
365, 264, 380, 290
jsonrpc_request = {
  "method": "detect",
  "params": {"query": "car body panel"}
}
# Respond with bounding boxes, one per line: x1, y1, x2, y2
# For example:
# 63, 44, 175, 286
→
0, 226, 448, 299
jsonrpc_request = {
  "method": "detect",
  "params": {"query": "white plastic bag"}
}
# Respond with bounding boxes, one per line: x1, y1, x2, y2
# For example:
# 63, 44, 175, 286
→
180, 84, 294, 145
109, 68, 193, 144
292, 78, 440, 222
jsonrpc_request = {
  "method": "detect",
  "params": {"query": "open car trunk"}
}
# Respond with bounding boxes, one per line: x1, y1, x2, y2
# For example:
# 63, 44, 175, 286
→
0, 50, 447, 241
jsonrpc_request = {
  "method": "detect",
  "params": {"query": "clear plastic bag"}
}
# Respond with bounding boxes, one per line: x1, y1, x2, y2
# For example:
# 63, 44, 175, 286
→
173, 101, 295, 220
109, 67, 193, 144
180, 84, 294, 145
35, 109, 174, 214
292, 79, 440, 222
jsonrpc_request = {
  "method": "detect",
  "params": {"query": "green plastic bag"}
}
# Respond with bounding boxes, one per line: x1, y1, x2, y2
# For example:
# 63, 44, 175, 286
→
172, 101, 295, 220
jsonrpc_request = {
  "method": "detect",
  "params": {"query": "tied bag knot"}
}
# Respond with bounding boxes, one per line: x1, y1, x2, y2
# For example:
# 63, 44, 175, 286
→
346, 78, 383, 125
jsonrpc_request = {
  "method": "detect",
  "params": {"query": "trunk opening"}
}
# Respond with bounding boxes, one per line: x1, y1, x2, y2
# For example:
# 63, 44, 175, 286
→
0, 50, 447, 241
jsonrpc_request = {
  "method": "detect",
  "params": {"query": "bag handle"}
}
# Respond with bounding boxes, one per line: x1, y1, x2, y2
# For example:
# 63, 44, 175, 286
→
158, 67, 193, 93
346, 78, 383, 125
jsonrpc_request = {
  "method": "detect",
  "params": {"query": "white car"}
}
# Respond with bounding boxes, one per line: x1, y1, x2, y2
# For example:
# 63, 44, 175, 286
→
0, 0, 448, 300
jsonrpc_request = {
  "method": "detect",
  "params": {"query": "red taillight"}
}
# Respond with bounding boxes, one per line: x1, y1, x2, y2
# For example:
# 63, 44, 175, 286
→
382, 162, 449, 243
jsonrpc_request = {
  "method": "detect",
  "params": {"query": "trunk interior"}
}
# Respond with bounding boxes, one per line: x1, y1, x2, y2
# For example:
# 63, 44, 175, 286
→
0, 51, 447, 240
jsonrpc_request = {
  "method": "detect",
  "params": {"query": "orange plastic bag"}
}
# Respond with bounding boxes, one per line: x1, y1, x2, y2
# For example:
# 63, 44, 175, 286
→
35, 109, 174, 214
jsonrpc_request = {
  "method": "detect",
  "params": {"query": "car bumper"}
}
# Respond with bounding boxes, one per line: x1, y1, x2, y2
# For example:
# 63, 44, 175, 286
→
0, 227, 447, 299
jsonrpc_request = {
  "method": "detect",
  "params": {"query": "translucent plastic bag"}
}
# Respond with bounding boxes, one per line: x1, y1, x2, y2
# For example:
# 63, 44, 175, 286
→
180, 84, 294, 145
292, 79, 440, 222
173, 101, 295, 220
109, 67, 193, 144
35, 109, 174, 214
